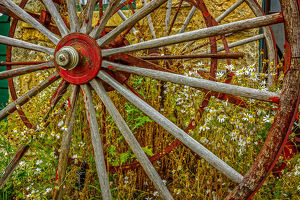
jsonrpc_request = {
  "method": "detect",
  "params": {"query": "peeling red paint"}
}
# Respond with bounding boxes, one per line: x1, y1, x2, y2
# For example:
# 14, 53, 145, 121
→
48, 75, 58, 82
272, 141, 298, 176
203, 11, 210, 17
108, 66, 116, 69
272, 106, 280, 111
269, 96, 280, 103
276, 12, 284, 23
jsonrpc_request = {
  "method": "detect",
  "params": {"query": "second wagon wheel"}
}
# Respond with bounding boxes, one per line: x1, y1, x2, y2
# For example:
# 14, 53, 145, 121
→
0, 0, 299, 200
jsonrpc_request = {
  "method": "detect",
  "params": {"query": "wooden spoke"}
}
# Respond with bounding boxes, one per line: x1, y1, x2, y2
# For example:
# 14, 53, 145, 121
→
142, 0, 156, 39
138, 52, 244, 60
80, 0, 98, 34
0, 61, 54, 80
167, 0, 183, 35
0, 72, 60, 121
0, 61, 47, 66
97, 0, 168, 47
216, 0, 245, 23
81, 84, 112, 200
164, 0, 172, 36
178, 6, 196, 34
199, 34, 265, 54
67, 0, 80, 32
1, 0, 60, 44
90, 0, 122, 39
41, 0, 69, 37
197, 67, 265, 77
53, 85, 79, 200
90, 79, 174, 200
102, 61, 280, 102
0, 145, 29, 189
0, 35, 55, 55
116, 10, 138, 37
101, 13, 283, 56
183, 34, 264, 54
97, 70, 244, 184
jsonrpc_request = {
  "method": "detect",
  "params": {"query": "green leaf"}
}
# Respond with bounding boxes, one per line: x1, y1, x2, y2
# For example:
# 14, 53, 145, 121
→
120, 153, 129, 164
108, 146, 116, 156
142, 147, 154, 156
112, 158, 120, 166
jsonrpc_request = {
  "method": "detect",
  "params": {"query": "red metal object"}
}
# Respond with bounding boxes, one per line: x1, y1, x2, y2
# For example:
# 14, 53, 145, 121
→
53, 0, 64, 4
113, 0, 135, 15
272, 140, 298, 176
114, 54, 175, 73
99, 0, 103, 20
269, 96, 280, 103
168, 0, 184, 35
55, 33, 102, 85
40, 10, 51, 26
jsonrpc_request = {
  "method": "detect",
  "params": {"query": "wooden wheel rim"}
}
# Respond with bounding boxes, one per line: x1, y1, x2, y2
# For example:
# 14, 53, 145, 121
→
0, 0, 298, 199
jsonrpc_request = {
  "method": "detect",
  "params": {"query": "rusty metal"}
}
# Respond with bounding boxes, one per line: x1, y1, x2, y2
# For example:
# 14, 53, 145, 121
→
167, 0, 184, 35
40, 10, 51, 26
99, 0, 103, 19
114, 53, 175, 73
186, 34, 232, 53
53, 0, 64, 4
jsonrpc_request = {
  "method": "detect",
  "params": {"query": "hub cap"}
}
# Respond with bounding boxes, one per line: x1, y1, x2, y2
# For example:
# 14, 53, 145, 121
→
54, 33, 102, 85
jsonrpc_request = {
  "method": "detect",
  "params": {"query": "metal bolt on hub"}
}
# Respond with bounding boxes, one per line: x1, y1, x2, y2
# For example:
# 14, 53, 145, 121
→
55, 46, 79, 71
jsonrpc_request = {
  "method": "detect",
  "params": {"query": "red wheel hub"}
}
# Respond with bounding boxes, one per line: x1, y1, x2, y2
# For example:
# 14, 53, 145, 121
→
54, 33, 102, 85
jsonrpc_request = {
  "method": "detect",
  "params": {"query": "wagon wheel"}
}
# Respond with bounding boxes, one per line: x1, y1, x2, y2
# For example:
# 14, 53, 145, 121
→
0, 0, 299, 200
